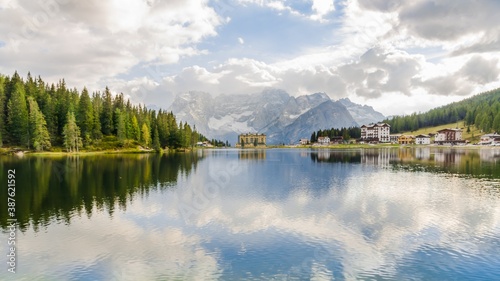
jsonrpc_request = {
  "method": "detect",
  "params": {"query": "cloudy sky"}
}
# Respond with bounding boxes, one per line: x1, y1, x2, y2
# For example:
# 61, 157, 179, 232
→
0, 0, 500, 115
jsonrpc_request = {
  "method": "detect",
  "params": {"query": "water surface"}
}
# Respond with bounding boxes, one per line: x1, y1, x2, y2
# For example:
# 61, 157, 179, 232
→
1, 148, 500, 280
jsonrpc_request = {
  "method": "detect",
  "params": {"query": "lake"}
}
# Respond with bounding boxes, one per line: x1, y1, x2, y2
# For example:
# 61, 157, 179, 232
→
1, 147, 500, 280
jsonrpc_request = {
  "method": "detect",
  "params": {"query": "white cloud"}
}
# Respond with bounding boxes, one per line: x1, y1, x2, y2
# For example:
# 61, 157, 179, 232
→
158, 45, 500, 114
0, 0, 222, 88
1, 0, 500, 115
236, 0, 297, 13
310, 0, 335, 22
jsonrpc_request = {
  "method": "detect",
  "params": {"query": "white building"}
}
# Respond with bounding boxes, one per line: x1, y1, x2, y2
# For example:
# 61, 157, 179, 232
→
415, 134, 431, 145
479, 133, 500, 145
299, 139, 310, 145
435, 128, 464, 144
317, 136, 330, 145
360, 123, 391, 143
389, 134, 401, 143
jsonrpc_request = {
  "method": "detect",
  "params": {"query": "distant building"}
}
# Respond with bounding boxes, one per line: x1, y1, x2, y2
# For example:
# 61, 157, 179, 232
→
479, 133, 500, 145
435, 128, 464, 145
236, 133, 266, 147
390, 134, 401, 143
330, 136, 344, 144
415, 134, 431, 145
317, 136, 330, 145
398, 135, 415, 145
196, 141, 212, 147
360, 123, 391, 143
299, 139, 310, 145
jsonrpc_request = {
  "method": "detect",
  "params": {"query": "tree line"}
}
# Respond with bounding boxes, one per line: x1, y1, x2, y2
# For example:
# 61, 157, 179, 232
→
0, 71, 212, 151
384, 88, 500, 133
310, 127, 361, 143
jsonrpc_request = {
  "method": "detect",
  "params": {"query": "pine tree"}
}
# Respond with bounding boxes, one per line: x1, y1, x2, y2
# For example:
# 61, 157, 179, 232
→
131, 115, 140, 141
152, 125, 161, 151
77, 87, 94, 144
7, 80, 29, 146
0, 75, 6, 146
63, 111, 82, 152
115, 108, 126, 142
91, 92, 103, 140
28, 97, 51, 151
141, 123, 151, 147
101, 87, 113, 135
310, 131, 316, 143
183, 123, 192, 147
54, 79, 71, 144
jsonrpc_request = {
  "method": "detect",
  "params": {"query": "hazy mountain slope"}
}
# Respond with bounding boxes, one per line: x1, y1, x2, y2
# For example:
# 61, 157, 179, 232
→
282, 100, 359, 143
338, 98, 385, 126
168, 89, 385, 144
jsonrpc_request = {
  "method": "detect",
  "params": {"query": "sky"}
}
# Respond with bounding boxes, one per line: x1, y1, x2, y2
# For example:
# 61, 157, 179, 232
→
0, 0, 500, 116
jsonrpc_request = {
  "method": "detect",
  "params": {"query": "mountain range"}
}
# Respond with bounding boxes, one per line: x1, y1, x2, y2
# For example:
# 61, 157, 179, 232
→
168, 89, 385, 144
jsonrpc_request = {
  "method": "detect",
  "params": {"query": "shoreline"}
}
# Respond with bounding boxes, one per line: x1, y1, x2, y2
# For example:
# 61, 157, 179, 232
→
269, 144, 499, 150
1, 144, 498, 156
0, 147, 190, 156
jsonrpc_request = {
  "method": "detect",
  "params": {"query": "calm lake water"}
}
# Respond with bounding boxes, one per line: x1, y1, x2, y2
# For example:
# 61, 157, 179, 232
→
1, 148, 500, 280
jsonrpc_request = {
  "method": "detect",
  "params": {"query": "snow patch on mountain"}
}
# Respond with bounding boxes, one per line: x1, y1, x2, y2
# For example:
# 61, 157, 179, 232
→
168, 90, 385, 144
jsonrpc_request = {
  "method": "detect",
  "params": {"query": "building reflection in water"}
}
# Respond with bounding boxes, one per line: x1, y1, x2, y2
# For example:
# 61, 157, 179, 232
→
238, 149, 267, 160
308, 147, 500, 179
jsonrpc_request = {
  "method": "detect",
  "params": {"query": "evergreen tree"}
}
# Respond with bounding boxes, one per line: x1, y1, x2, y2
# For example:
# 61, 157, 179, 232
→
152, 125, 161, 151
54, 79, 70, 144
141, 123, 151, 147
77, 87, 94, 145
183, 122, 192, 148
28, 97, 51, 151
310, 131, 316, 143
0, 75, 6, 146
63, 111, 82, 152
131, 115, 140, 141
115, 108, 126, 142
7, 80, 29, 146
101, 87, 113, 135
91, 92, 103, 140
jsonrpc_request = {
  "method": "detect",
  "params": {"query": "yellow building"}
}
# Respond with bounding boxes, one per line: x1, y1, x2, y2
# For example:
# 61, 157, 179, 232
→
398, 135, 415, 145
236, 133, 266, 147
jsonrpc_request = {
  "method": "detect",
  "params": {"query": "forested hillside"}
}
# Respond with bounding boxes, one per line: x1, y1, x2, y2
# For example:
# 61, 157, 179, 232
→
385, 88, 500, 133
0, 72, 206, 151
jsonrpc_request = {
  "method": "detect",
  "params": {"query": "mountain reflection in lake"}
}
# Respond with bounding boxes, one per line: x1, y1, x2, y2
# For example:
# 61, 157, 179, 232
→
1, 148, 499, 280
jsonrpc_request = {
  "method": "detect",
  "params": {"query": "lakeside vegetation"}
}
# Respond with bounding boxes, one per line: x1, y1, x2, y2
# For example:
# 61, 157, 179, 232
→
0, 72, 214, 153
